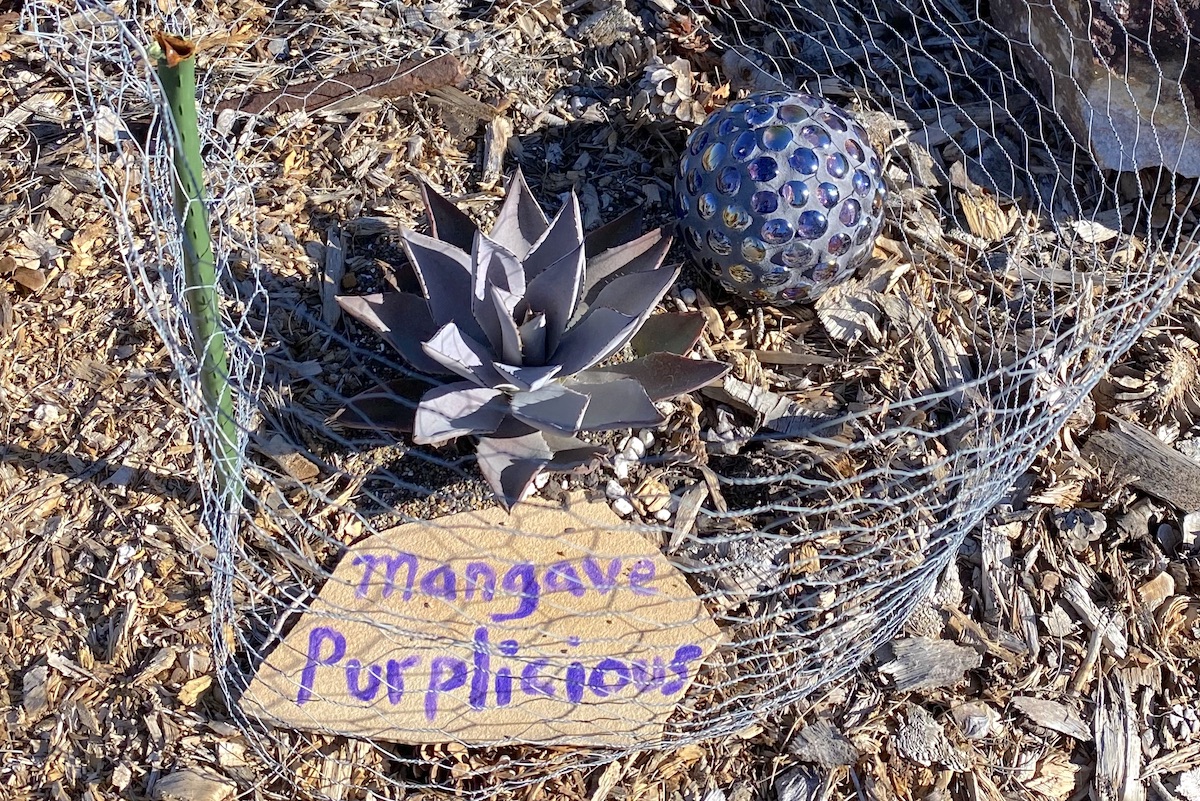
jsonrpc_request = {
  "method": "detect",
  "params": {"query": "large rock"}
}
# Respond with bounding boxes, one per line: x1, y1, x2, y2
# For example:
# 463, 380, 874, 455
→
992, 0, 1200, 176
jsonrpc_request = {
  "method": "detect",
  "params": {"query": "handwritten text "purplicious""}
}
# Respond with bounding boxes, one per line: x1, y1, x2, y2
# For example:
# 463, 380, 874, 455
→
298, 625, 704, 720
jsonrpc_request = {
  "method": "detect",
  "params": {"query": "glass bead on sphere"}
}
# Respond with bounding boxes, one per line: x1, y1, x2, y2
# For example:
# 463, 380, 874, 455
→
674, 91, 886, 304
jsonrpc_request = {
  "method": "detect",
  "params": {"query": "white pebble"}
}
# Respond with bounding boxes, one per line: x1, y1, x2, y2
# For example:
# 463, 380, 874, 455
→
617, 435, 632, 453
605, 479, 626, 499
639, 429, 655, 448
626, 437, 646, 458
613, 457, 630, 480
612, 497, 635, 517
680, 288, 697, 305
654, 508, 672, 522
533, 472, 550, 490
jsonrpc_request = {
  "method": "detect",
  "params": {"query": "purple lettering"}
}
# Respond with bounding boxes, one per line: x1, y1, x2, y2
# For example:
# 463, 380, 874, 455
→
297, 626, 345, 705
420, 564, 457, 601
495, 668, 514, 706
565, 661, 586, 703
581, 557, 621, 593
385, 655, 419, 704
630, 658, 666, 693
469, 627, 490, 709
520, 660, 555, 698
425, 656, 467, 721
628, 559, 656, 595
588, 658, 631, 697
352, 554, 382, 597
490, 563, 539, 622
346, 659, 382, 701
382, 552, 418, 600
464, 562, 496, 601
663, 644, 703, 695
545, 561, 586, 597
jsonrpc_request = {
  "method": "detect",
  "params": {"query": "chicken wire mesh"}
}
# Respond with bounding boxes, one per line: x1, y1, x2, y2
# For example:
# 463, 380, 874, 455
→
22, 0, 1200, 796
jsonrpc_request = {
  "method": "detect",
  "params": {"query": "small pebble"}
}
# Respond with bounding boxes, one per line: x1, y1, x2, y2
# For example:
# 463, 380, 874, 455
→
612, 497, 635, 517
626, 437, 646, 458
654, 508, 671, 522
617, 435, 632, 453
533, 472, 550, 490
267, 37, 290, 58
639, 429, 655, 448
613, 456, 630, 480
680, 287, 697, 305
605, 479, 626, 499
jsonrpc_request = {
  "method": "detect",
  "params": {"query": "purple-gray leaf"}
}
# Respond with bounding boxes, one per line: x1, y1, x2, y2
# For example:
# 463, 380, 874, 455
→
476, 431, 608, 509
328, 379, 427, 433
475, 433, 550, 510
566, 376, 665, 431
586, 263, 680, 318
489, 285, 523, 365
422, 322, 505, 388
473, 231, 525, 297
399, 227, 483, 341
413, 383, 508, 445
580, 351, 730, 401
523, 240, 584, 358
492, 363, 561, 391
489, 168, 548, 259
630, 312, 707, 357
551, 307, 639, 375
577, 228, 673, 320
523, 192, 583, 280
419, 178, 478, 252
509, 383, 589, 434
519, 312, 548, 366
335, 292, 450, 376
583, 205, 644, 257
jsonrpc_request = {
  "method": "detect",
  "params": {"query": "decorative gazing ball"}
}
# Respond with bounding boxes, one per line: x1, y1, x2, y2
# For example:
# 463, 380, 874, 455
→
674, 91, 887, 304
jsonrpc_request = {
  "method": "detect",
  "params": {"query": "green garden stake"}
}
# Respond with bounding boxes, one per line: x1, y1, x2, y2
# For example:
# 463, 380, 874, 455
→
152, 33, 240, 506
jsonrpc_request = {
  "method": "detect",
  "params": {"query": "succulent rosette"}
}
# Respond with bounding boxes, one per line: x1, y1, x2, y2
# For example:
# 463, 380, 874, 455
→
334, 170, 729, 508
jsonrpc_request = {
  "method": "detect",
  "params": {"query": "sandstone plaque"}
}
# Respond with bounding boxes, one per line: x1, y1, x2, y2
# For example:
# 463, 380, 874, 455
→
240, 497, 721, 746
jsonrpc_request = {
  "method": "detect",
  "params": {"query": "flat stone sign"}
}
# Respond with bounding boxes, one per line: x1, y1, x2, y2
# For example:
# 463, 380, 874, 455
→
240, 497, 721, 746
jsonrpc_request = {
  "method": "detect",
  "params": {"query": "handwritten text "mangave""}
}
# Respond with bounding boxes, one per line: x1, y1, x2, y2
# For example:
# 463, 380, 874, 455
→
351, 551, 658, 621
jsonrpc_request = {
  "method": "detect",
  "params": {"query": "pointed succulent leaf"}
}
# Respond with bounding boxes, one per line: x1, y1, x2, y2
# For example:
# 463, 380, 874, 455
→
488, 285, 523, 365
412, 383, 508, 445
327, 379, 427, 433
399, 227, 486, 342
551, 307, 639, 375
583, 205, 644, 257
469, 233, 524, 356
419, 178, 478, 252
586, 263, 680, 319
522, 240, 584, 358
519, 312, 548, 365
509, 383, 590, 434
580, 351, 730, 401
523, 193, 584, 280
473, 231, 526, 297
422, 322, 506, 388
476, 430, 608, 509
576, 228, 673, 322
492, 363, 562, 391
563, 376, 665, 431
489, 168, 548, 259
336, 293, 450, 376
630, 312, 707, 357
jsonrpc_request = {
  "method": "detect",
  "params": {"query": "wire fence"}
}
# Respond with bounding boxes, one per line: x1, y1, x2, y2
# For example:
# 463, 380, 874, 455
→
24, 0, 1200, 796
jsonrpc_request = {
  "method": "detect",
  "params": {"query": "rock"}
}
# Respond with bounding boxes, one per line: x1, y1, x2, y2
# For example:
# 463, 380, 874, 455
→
787, 720, 858, 766
611, 497, 635, 517
153, 770, 236, 801
991, 0, 1200, 176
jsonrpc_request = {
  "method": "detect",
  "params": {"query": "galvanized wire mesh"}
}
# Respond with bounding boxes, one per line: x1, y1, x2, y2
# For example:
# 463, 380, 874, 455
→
24, 0, 1200, 796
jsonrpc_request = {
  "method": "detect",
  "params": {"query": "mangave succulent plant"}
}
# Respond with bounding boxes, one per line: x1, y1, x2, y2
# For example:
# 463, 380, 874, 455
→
335, 170, 729, 508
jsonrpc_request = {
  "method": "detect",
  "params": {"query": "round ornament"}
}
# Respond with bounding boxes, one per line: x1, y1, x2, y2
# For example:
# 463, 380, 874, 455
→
674, 91, 886, 304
